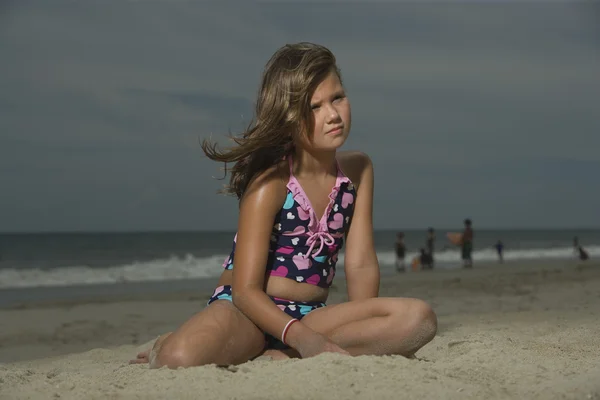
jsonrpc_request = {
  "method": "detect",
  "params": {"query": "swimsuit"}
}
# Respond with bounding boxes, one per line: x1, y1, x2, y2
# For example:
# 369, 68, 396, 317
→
222, 155, 355, 286
208, 285, 326, 349
462, 229, 474, 261
461, 241, 473, 260
207, 155, 356, 348
396, 243, 406, 259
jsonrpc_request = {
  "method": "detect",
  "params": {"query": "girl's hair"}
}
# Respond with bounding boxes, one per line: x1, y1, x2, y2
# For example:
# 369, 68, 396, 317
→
201, 42, 342, 199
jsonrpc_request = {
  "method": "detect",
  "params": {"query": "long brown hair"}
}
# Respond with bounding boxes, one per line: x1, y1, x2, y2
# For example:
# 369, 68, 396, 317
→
201, 42, 342, 199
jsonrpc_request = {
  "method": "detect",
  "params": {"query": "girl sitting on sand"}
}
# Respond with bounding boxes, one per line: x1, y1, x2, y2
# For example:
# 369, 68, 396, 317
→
130, 42, 437, 368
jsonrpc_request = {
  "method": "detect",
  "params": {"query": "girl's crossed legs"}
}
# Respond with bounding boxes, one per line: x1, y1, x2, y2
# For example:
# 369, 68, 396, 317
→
131, 296, 437, 368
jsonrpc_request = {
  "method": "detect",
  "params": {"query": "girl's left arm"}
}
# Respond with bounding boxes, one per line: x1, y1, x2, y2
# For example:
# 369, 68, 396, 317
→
342, 152, 380, 301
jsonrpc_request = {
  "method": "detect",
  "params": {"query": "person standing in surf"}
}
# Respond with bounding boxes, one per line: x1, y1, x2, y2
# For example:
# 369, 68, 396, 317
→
395, 232, 406, 272
462, 219, 474, 268
424, 227, 435, 269
495, 240, 504, 263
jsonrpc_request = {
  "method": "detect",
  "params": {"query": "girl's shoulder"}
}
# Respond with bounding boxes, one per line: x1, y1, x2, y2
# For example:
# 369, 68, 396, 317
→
336, 151, 373, 189
241, 160, 289, 204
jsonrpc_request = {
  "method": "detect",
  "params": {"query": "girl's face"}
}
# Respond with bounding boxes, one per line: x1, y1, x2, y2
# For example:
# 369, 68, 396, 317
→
298, 71, 351, 152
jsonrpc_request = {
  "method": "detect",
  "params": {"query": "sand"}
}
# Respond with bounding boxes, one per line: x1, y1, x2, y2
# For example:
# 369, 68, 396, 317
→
1, 260, 599, 400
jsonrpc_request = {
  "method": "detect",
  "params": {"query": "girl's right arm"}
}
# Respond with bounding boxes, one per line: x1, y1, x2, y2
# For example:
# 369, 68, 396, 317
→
231, 167, 347, 357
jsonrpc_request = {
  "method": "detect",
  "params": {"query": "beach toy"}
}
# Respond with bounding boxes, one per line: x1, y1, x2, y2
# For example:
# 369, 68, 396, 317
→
446, 232, 463, 246
411, 257, 420, 271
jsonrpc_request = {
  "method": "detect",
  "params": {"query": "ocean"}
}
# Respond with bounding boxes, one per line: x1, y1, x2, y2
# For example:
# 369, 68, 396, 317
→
0, 229, 597, 307
1, 229, 598, 287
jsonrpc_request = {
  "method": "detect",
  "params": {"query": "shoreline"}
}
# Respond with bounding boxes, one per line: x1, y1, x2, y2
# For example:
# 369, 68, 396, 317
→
0, 258, 589, 310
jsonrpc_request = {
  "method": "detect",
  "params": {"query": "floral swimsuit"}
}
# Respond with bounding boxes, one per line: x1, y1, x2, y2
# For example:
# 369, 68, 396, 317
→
207, 155, 356, 348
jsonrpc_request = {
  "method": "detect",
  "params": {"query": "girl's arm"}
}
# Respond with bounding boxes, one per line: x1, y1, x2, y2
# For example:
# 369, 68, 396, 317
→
231, 167, 299, 342
341, 152, 380, 301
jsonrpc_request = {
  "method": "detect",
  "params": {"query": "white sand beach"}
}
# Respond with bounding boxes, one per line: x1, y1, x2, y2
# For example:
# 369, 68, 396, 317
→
1, 260, 599, 400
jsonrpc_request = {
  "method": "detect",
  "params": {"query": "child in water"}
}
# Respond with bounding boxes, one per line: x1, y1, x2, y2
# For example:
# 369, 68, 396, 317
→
130, 43, 437, 368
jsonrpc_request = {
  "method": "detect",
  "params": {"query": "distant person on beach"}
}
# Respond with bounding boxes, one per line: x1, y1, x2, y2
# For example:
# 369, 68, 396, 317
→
573, 236, 580, 257
462, 219, 474, 268
395, 232, 406, 272
409, 249, 431, 272
578, 246, 589, 261
495, 240, 504, 263
129, 43, 436, 369
419, 248, 433, 269
424, 228, 435, 269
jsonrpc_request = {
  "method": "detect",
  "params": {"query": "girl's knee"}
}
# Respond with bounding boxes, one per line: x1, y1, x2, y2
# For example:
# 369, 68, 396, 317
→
412, 300, 437, 340
391, 299, 437, 346
152, 338, 197, 369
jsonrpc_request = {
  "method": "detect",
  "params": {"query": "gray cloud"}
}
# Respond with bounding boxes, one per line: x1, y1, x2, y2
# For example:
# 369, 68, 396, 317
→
0, 1, 598, 231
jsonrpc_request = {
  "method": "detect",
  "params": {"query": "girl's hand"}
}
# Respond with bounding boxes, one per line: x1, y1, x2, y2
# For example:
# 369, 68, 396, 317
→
287, 326, 349, 358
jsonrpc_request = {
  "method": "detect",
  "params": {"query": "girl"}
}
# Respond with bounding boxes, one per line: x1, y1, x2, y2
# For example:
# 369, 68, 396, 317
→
130, 42, 437, 368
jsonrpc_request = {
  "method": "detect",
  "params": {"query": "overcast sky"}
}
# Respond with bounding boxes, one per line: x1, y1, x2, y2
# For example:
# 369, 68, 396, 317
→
1, 1, 599, 232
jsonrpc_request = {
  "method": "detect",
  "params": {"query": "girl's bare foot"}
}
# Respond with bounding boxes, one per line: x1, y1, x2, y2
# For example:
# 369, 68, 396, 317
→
129, 333, 172, 365
130, 348, 151, 364
255, 348, 298, 361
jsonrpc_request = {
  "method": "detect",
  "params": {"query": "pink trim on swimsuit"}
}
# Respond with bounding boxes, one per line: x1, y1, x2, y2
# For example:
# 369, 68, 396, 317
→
222, 154, 356, 288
